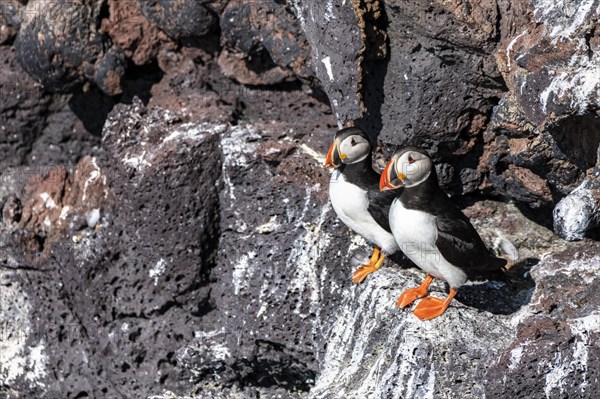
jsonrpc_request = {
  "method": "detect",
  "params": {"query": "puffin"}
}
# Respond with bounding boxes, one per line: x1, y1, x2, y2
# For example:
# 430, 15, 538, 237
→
324, 127, 399, 283
379, 147, 507, 320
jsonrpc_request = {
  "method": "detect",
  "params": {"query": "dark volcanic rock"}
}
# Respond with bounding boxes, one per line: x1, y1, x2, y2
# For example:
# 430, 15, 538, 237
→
219, 0, 314, 85
149, 46, 237, 123
76, 100, 223, 396
0, 154, 115, 397
174, 119, 349, 395
0, 45, 51, 170
0, 0, 22, 44
486, 0, 600, 209
292, 0, 362, 122
486, 244, 600, 398
28, 92, 107, 162
0, 101, 226, 398
15, 0, 126, 95
295, 0, 600, 214
0, 45, 105, 171
139, 0, 219, 40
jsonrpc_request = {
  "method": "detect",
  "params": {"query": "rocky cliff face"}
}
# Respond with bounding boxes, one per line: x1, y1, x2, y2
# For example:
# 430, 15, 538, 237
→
1, 0, 599, 398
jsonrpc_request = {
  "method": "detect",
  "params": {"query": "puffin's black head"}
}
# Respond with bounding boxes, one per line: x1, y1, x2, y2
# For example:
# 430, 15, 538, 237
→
380, 146, 433, 191
324, 127, 372, 169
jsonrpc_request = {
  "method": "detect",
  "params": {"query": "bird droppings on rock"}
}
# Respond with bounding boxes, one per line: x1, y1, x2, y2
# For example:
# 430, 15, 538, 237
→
553, 175, 600, 240
0, 272, 48, 389
486, 244, 600, 398
149, 258, 168, 286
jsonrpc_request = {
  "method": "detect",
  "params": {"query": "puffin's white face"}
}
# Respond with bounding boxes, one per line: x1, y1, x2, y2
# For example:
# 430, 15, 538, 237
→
395, 150, 432, 187
338, 134, 371, 165
380, 149, 432, 190
324, 132, 372, 168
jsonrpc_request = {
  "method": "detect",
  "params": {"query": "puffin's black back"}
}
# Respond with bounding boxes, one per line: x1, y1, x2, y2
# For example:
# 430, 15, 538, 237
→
400, 166, 506, 279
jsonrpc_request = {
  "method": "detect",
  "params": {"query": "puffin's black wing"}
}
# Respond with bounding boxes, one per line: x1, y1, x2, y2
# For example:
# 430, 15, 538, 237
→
432, 197, 506, 277
367, 188, 396, 232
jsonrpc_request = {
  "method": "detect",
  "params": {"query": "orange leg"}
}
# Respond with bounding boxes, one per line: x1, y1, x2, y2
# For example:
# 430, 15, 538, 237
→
412, 288, 458, 320
352, 246, 384, 283
396, 274, 434, 308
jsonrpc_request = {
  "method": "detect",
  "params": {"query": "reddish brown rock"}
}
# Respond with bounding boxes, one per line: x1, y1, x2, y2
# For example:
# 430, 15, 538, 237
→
217, 49, 295, 86
18, 156, 114, 240
101, 0, 169, 66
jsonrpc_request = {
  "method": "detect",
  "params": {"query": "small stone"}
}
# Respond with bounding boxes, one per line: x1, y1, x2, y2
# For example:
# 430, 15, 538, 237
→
2, 195, 22, 225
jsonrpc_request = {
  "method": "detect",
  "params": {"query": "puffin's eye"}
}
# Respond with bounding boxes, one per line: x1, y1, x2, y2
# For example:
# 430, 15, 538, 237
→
408, 155, 415, 164
351, 138, 357, 146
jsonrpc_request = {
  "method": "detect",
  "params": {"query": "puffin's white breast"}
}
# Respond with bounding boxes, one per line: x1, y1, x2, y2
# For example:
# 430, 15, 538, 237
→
389, 199, 467, 288
329, 171, 398, 254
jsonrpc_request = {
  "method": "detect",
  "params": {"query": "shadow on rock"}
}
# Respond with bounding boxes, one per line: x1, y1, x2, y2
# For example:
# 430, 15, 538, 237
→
357, 0, 390, 142
68, 61, 164, 136
455, 257, 539, 315
68, 87, 116, 136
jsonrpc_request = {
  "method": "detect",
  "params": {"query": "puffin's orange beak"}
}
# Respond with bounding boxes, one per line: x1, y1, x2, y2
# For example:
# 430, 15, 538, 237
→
380, 158, 404, 191
324, 140, 342, 169
380, 161, 393, 191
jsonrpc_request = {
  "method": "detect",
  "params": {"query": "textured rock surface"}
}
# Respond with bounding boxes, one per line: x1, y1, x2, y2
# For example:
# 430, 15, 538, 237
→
1, 101, 226, 398
139, 0, 219, 40
0, 45, 50, 170
486, 243, 600, 398
295, 0, 512, 191
102, 0, 169, 66
0, 45, 105, 169
292, 0, 362, 120
219, 0, 314, 85
308, 201, 598, 399
0, 0, 21, 44
15, 0, 127, 95
497, 0, 600, 126
189, 122, 339, 393
6, 99, 589, 398
554, 170, 600, 240
0, 94, 337, 397
486, 0, 600, 210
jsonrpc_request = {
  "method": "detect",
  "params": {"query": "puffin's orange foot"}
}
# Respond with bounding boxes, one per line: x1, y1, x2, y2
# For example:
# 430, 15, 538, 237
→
352, 266, 377, 283
396, 287, 428, 308
352, 248, 385, 284
395, 274, 434, 308
412, 288, 457, 320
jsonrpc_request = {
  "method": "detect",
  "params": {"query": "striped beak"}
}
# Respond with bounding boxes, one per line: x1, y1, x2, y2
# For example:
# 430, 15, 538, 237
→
324, 140, 342, 169
380, 158, 405, 191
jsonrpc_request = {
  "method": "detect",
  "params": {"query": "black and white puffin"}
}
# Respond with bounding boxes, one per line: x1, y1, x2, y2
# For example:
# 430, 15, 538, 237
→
324, 127, 399, 283
379, 147, 507, 320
